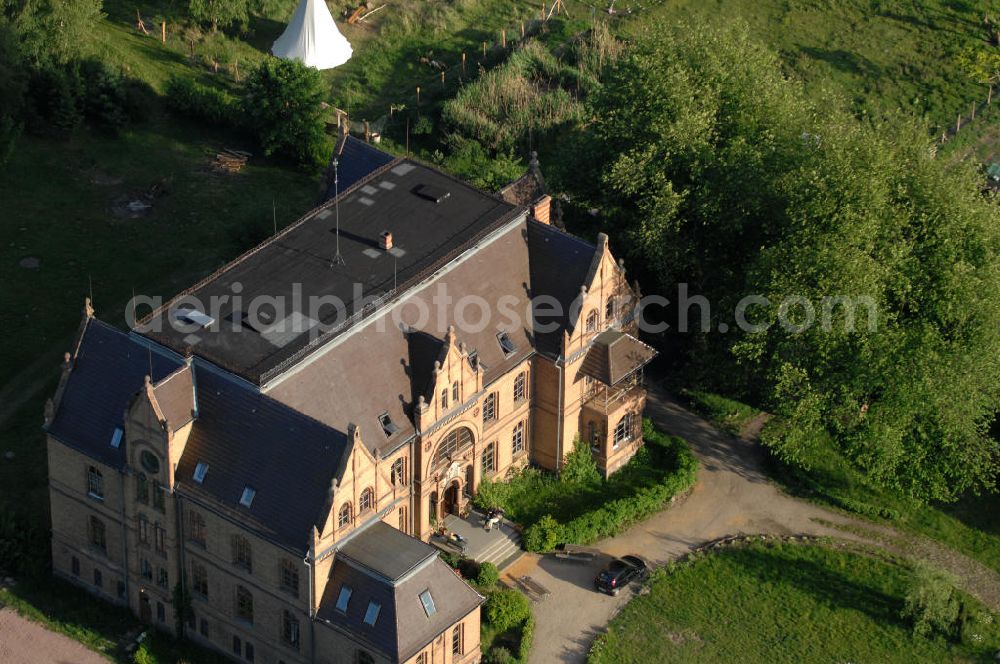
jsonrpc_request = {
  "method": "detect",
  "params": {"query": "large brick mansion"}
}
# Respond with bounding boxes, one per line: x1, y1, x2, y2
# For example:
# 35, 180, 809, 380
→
44, 143, 655, 664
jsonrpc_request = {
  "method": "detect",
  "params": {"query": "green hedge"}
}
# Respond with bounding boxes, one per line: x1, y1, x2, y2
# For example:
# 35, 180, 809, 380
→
522, 420, 697, 552
164, 76, 239, 128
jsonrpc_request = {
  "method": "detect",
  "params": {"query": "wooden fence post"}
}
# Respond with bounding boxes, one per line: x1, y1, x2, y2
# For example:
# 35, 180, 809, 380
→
521, 21, 525, 38
989, 86, 993, 105
364, 120, 370, 143
482, 41, 487, 58
501, 29, 506, 49
416, 86, 421, 106
462, 52, 466, 76
541, 2, 546, 21
161, 21, 166, 44
956, 114, 962, 132
972, 101, 976, 120
441, 71, 445, 88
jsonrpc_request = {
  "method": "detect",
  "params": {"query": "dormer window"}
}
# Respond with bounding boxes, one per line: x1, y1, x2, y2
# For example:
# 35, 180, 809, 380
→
496, 331, 516, 357
378, 411, 399, 438
239, 486, 256, 508
363, 601, 381, 626
467, 350, 479, 370
193, 461, 209, 484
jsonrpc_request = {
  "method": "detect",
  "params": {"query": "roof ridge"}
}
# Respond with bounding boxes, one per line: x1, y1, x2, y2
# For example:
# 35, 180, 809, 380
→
152, 363, 191, 389
527, 216, 596, 251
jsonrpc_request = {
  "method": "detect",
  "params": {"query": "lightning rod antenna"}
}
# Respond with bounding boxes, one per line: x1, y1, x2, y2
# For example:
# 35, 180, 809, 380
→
330, 158, 345, 267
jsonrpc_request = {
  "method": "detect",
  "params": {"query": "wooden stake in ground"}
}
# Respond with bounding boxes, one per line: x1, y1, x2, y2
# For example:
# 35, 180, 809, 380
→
233, 59, 240, 82
972, 101, 976, 120
957, 113, 962, 132
501, 29, 506, 49
521, 21, 525, 38
161, 20, 166, 44
364, 121, 370, 143
416, 86, 421, 105
989, 86, 993, 105
441, 71, 445, 88
462, 52, 466, 76
482, 41, 487, 57
136, 9, 150, 35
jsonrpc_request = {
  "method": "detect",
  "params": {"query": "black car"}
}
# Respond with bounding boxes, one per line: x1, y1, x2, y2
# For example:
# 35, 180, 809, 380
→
594, 555, 648, 595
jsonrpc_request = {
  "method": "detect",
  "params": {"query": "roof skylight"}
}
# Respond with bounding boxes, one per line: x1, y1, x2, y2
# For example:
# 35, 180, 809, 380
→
363, 601, 381, 626
335, 585, 352, 613
496, 331, 516, 357
419, 590, 436, 617
239, 485, 256, 508
109, 427, 123, 449
378, 411, 399, 438
193, 461, 209, 484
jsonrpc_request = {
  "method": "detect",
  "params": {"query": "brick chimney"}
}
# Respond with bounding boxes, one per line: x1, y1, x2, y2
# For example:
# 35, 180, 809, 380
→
380, 230, 393, 251
531, 195, 552, 225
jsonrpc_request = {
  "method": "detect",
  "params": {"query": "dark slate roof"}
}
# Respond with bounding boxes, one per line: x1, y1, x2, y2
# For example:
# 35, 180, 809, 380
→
580, 330, 657, 385
338, 521, 437, 583
325, 136, 395, 201
47, 319, 183, 469
527, 220, 597, 355
318, 523, 483, 663
139, 159, 520, 385
175, 366, 349, 552
152, 366, 195, 431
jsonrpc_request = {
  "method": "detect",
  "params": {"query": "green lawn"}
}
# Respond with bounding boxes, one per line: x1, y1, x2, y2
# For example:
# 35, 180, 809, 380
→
590, 541, 1000, 664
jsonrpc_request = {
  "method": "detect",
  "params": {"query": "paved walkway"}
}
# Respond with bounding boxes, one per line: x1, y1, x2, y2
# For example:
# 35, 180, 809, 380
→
515, 386, 1000, 664
0, 608, 110, 664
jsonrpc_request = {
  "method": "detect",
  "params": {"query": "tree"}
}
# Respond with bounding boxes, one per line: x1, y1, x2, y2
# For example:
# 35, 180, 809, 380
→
573, 23, 1000, 502
188, 0, 248, 31
242, 58, 328, 168
2, 0, 104, 65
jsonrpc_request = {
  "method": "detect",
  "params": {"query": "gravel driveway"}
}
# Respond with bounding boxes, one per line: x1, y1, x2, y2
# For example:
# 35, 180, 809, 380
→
514, 385, 1000, 663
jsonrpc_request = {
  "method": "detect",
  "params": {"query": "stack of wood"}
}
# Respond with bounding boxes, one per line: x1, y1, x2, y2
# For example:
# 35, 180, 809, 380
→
213, 149, 251, 173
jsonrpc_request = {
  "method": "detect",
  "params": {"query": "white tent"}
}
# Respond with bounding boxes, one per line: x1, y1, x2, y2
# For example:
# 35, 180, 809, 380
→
272, 0, 353, 70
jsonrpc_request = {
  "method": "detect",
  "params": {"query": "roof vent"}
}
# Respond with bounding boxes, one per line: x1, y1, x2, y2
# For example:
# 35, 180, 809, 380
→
414, 184, 450, 204
378, 411, 399, 438
380, 230, 393, 251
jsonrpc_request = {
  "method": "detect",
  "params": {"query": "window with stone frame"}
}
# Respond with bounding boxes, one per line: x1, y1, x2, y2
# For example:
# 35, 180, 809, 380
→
188, 510, 206, 546
359, 487, 374, 513
613, 412, 635, 448
89, 516, 106, 553
586, 310, 599, 332
452, 623, 464, 655
87, 466, 103, 500
513, 371, 527, 403
235, 585, 254, 624
157, 567, 168, 588
136, 473, 149, 504
338, 502, 353, 529
192, 561, 208, 597
152, 480, 165, 512
482, 392, 497, 424
280, 559, 299, 597
440, 387, 449, 410
391, 458, 407, 486
282, 610, 300, 650
511, 421, 525, 456
138, 514, 150, 545
154, 522, 165, 554
434, 427, 473, 467
140, 558, 153, 580
231, 534, 252, 572
482, 442, 496, 475
606, 295, 616, 321
451, 381, 459, 403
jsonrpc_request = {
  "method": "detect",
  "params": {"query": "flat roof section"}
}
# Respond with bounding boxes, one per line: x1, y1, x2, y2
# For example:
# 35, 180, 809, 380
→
139, 159, 521, 384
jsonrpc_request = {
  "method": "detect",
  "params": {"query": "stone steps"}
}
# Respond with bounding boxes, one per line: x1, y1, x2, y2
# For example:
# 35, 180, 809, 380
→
477, 526, 523, 569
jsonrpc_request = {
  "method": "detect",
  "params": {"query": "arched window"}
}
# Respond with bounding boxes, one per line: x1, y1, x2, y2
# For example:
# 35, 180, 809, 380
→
231, 534, 252, 571
481, 442, 496, 475
606, 295, 616, 321
359, 488, 374, 513
440, 388, 449, 410
391, 458, 406, 486
338, 503, 353, 529
188, 510, 206, 546
87, 466, 103, 499
586, 310, 599, 332
89, 516, 106, 552
614, 412, 635, 448
433, 427, 474, 467
511, 421, 525, 456
235, 585, 254, 623
482, 392, 497, 424
513, 372, 527, 402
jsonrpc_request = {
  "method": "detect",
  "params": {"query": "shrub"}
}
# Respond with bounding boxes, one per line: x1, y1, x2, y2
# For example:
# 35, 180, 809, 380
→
484, 646, 516, 664
485, 588, 531, 633
518, 612, 535, 661
901, 563, 961, 639
476, 561, 500, 589
242, 59, 328, 168
165, 76, 238, 127
132, 643, 156, 664
561, 438, 600, 485
523, 515, 562, 553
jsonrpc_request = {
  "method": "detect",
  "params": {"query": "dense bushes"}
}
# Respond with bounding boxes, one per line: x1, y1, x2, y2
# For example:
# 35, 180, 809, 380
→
901, 564, 962, 638
165, 76, 239, 127
519, 420, 697, 552
485, 587, 532, 633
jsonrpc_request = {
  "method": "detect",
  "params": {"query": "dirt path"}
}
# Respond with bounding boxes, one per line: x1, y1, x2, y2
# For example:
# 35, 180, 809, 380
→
0, 608, 111, 664
516, 385, 1000, 664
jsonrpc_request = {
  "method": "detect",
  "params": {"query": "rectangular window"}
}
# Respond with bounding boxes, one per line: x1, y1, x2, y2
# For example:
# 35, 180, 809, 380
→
152, 482, 165, 512
390, 458, 406, 486
482, 443, 496, 475
192, 561, 208, 598
239, 486, 256, 508
511, 421, 525, 457
90, 516, 107, 553
335, 585, 352, 613
188, 510, 206, 547
137, 474, 149, 504
93, 568, 102, 588
283, 611, 300, 649
87, 466, 104, 500
452, 623, 464, 655
419, 590, 436, 616
156, 601, 165, 623
199, 618, 209, 637
280, 560, 299, 597
440, 388, 448, 410
233, 636, 242, 656
71, 556, 80, 576
157, 567, 168, 589
236, 586, 254, 623
398, 506, 408, 534
231, 535, 252, 572
482, 392, 497, 424
141, 558, 153, 580
245, 642, 254, 662
451, 381, 459, 402
138, 514, 150, 545
154, 523, 165, 554
117, 581, 126, 599
186, 610, 196, 631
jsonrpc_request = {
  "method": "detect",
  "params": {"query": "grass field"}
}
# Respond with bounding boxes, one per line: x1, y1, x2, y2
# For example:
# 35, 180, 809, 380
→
590, 541, 1000, 664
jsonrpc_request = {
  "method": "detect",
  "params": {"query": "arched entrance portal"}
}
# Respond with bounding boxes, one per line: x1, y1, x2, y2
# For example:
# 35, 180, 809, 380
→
443, 480, 461, 516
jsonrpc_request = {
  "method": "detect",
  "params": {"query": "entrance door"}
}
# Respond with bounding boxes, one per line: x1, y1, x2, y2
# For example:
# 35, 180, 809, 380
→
443, 481, 460, 515
139, 594, 152, 623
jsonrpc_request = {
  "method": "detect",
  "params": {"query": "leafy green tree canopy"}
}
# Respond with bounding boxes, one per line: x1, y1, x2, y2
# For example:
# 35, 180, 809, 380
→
242, 57, 328, 169
188, 0, 248, 32
578, 23, 1000, 502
